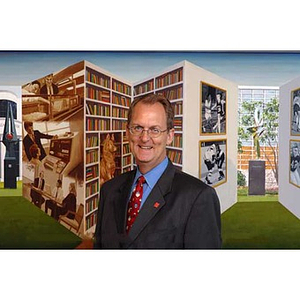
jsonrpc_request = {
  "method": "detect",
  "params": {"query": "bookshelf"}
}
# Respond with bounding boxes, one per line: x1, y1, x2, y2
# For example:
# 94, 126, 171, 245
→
133, 66, 184, 169
84, 61, 133, 235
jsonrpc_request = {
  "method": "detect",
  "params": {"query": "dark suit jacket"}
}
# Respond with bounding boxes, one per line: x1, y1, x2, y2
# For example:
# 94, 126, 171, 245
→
40, 83, 59, 95
61, 193, 77, 219
94, 160, 222, 249
30, 178, 45, 203
23, 130, 53, 161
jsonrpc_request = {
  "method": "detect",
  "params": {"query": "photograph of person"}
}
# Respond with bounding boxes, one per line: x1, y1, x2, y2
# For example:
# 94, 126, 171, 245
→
94, 94, 222, 249
200, 82, 226, 135
290, 140, 300, 187
291, 89, 300, 135
200, 139, 227, 187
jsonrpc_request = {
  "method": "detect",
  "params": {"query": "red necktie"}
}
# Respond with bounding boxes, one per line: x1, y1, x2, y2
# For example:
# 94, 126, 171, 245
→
126, 176, 146, 233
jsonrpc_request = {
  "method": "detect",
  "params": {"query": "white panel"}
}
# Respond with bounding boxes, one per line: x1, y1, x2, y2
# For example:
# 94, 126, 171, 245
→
279, 77, 300, 218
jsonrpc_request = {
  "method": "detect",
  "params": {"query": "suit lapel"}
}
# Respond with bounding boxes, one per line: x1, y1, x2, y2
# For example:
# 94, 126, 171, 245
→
127, 161, 175, 245
113, 171, 136, 233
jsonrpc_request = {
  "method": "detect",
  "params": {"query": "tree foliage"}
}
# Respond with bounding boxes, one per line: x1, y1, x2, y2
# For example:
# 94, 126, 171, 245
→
238, 97, 279, 184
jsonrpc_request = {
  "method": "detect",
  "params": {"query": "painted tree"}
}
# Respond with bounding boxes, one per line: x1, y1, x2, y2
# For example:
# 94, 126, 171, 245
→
238, 97, 279, 184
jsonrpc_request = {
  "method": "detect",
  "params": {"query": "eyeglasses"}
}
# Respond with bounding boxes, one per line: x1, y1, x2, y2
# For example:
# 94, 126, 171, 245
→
128, 125, 168, 138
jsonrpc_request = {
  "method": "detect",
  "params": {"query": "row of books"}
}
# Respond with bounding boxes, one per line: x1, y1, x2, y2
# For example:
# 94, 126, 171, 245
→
112, 79, 131, 96
86, 179, 99, 197
134, 79, 154, 96
86, 165, 99, 181
157, 85, 183, 101
86, 118, 110, 131
173, 117, 183, 131
85, 195, 99, 214
112, 106, 128, 118
156, 68, 183, 89
86, 86, 110, 102
122, 155, 132, 166
172, 101, 183, 115
169, 133, 183, 148
86, 149, 99, 164
86, 102, 110, 116
86, 69, 110, 88
112, 119, 127, 131
167, 149, 182, 165
123, 143, 131, 155
85, 211, 98, 230
112, 93, 131, 107
86, 134, 99, 148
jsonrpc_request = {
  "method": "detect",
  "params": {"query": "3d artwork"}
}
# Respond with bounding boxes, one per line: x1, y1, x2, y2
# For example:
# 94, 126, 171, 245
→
290, 139, 300, 188
199, 139, 227, 187
200, 81, 226, 135
2, 102, 18, 188
291, 88, 300, 135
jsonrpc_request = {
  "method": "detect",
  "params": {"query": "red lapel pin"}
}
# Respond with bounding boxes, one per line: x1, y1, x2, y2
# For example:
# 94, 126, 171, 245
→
154, 202, 160, 208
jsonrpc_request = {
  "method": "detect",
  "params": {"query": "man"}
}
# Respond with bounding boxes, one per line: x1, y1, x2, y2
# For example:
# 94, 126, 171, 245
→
290, 144, 300, 186
94, 94, 222, 249
45, 179, 64, 219
23, 121, 55, 161
203, 144, 216, 185
215, 143, 225, 181
40, 74, 59, 96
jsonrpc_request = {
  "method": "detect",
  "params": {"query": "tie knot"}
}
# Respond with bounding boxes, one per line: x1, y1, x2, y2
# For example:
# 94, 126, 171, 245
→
137, 175, 146, 185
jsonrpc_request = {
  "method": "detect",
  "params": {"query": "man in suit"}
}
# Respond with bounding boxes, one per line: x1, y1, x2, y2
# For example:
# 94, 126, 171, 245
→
40, 74, 59, 96
94, 94, 222, 249
30, 170, 45, 208
23, 121, 55, 161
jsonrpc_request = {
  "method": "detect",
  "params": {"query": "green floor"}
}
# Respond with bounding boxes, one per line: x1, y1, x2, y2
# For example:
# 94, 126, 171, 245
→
1, 186, 300, 249
0, 196, 82, 249
222, 194, 300, 249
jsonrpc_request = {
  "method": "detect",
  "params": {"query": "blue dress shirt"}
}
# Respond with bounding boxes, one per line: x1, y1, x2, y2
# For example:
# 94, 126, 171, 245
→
130, 157, 169, 208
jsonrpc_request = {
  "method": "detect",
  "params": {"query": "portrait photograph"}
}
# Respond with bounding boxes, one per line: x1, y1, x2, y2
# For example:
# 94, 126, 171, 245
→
290, 139, 300, 188
199, 139, 227, 187
200, 81, 226, 135
291, 88, 300, 135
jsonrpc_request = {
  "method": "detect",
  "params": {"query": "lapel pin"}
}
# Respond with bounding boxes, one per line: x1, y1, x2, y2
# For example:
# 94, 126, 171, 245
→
154, 202, 160, 208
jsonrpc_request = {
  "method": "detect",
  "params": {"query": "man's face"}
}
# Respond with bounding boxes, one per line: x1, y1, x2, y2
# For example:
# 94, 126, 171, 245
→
46, 75, 53, 86
27, 125, 34, 135
127, 102, 174, 174
293, 147, 299, 156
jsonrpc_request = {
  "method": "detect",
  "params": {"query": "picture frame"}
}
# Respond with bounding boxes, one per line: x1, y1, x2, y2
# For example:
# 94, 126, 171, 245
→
289, 139, 300, 188
200, 81, 226, 135
199, 138, 227, 187
291, 88, 300, 136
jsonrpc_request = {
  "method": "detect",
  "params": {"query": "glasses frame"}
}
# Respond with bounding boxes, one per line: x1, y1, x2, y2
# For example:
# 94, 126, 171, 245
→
128, 125, 168, 138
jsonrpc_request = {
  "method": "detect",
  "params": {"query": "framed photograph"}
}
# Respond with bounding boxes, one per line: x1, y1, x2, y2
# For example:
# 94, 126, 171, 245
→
200, 81, 226, 135
199, 139, 227, 187
289, 139, 300, 188
291, 88, 300, 135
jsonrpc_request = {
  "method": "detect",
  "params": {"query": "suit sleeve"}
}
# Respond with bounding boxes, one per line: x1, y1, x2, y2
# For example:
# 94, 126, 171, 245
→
94, 187, 106, 249
184, 186, 222, 249
36, 130, 53, 140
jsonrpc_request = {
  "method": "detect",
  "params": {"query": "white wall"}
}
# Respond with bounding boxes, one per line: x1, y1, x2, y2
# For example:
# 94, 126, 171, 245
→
279, 77, 300, 217
183, 61, 238, 213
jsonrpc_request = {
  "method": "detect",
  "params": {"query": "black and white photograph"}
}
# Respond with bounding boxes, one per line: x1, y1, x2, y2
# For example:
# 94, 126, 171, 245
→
200, 81, 226, 135
199, 139, 227, 187
290, 139, 300, 188
291, 88, 300, 135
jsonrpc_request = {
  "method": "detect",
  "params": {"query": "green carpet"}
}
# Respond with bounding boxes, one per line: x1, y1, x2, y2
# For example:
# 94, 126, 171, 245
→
0, 196, 82, 249
222, 200, 300, 249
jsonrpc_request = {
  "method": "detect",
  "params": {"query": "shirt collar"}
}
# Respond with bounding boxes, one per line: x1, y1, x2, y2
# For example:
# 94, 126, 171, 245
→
135, 157, 169, 189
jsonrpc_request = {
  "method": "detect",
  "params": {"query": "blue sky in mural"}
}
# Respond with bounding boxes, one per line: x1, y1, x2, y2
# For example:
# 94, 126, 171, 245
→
1, 51, 300, 86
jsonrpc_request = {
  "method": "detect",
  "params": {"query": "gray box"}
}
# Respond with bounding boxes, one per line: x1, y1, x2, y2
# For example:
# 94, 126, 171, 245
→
248, 160, 265, 195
